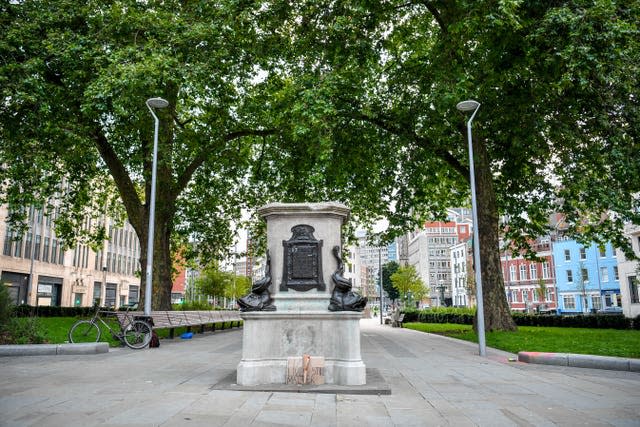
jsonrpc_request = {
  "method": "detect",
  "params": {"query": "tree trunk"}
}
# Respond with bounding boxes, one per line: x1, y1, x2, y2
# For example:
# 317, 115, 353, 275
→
473, 136, 517, 332
137, 211, 174, 311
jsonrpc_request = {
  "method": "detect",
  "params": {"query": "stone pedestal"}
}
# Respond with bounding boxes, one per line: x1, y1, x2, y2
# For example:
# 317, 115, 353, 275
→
236, 202, 366, 386
237, 311, 365, 385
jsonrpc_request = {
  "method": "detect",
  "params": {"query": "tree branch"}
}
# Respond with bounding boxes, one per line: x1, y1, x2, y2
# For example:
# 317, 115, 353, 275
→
172, 128, 277, 199
421, 1, 448, 34
92, 127, 143, 231
344, 110, 468, 177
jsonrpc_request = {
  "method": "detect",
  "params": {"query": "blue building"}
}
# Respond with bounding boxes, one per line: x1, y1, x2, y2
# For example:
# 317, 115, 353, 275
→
553, 239, 621, 314
386, 241, 398, 262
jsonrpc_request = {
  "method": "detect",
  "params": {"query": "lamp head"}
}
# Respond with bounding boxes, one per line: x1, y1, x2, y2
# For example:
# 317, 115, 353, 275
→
146, 97, 169, 109
456, 100, 480, 113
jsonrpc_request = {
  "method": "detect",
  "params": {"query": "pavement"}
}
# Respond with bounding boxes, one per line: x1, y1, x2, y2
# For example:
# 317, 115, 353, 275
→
0, 318, 639, 426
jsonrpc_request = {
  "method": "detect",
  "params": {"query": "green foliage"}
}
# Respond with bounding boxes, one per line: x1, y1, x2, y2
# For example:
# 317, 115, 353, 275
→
382, 261, 400, 302
13, 304, 100, 318
0, 317, 46, 345
194, 266, 251, 301
0, 284, 12, 328
172, 301, 213, 311
0, 0, 285, 309
404, 323, 640, 358
404, 307, 633, 330
401, 307, 475, 324
251, 0, 640, 331
391, 265, 427, 304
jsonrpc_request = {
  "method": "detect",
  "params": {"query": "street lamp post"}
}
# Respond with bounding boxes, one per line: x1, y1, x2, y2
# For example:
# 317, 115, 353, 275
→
456, 99, 486, 357
378, 245, 383, 324
144, 97, 169, 316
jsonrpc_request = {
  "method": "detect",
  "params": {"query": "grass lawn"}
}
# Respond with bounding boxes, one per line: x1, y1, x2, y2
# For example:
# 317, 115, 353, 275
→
5, 316, 242, 347
403, 322, 640, 359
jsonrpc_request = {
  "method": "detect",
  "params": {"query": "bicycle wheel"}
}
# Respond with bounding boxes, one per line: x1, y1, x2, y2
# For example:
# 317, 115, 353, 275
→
123, 320, 152, 349
68, 320, 101, 343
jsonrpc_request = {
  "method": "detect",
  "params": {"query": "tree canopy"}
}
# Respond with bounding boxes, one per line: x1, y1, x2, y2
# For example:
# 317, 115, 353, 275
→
1, 1, 638, 326
247, 0, 639, 329
0, 0, 276, 308
391, 265, 428, 306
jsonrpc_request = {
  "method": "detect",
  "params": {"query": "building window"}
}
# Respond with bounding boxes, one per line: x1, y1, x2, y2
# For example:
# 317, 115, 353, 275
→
93, 282, 102, 306
519, 265, 527, 281
530, 264, 537, 280
581, 268, 589, 283
591, 295, 602, 310
25, 233, 32, 259
629, 277, 639, 304
51, 239, 58, 264
542, 262, 550, 279
600, 267, 609, 282
579, 247, 586, 260
508, 265, 516, 282
563, 295, 576, 310
43, 237, 50, 263
105, 284, 116, 307
34, 235, 41, 261
14, 236, 22, 258
564, 249, 571, 261
567, 270, 573, 283
599, 247, 606, 257
614, 266, 619, 281
3, 229, 13, 256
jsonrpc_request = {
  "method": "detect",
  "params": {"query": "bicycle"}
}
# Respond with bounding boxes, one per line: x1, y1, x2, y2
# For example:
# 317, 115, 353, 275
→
68, 304, 153, 349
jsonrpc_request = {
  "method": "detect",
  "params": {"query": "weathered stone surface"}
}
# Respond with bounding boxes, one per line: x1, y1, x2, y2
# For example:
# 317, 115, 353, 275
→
237, 311, 366, 386
237, 202, 366, 386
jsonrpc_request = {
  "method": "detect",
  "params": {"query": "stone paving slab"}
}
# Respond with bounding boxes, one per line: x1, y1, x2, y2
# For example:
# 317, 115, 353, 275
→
0, 319, 639, 426
212, 367, 391, 395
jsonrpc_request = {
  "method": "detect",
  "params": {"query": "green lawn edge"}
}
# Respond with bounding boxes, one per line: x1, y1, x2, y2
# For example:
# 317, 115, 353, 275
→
403, 322, 640, 359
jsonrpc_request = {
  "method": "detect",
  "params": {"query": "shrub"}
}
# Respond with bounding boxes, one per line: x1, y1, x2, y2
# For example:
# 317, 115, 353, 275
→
404, 306, 633, 329
0, 284, 12, 328
1, 317, 46, 344
13, 305, 96, 318
172, 301, 214, 311
401, 307, 475, 325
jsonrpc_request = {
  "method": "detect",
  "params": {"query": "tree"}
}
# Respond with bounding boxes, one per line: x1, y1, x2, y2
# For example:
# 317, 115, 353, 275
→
0, 1, 277, 309
382, 261, 400, 303
195, 266, 250, 307
391, 265, 428, 307
223, 274, 251, 304
250, 0, 639, 331
536, 279, 548, 306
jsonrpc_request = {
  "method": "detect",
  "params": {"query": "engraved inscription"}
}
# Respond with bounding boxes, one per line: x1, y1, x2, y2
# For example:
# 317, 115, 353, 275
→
291, 246, 317, 279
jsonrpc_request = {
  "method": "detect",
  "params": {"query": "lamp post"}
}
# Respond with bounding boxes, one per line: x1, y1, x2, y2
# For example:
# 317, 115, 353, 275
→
144, 97, 169, 316
456, 99, 486, 357
378, 245, 383, 324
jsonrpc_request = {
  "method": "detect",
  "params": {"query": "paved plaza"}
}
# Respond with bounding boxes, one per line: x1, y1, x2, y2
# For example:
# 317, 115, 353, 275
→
1, 318, 639, 426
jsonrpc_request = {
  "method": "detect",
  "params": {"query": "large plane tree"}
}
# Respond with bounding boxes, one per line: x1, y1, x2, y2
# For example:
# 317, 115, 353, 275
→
0, 1, 275, 309
248, 0, 639, 330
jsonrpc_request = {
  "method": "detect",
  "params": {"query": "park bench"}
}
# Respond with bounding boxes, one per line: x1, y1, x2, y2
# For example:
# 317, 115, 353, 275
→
116, 310, 242, 339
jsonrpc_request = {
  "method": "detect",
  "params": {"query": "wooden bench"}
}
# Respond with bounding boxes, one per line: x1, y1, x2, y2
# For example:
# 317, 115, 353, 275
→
118, 310, 243, 339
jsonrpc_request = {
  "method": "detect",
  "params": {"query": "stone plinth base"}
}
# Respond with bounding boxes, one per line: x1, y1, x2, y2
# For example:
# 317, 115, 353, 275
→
237, 311, 366, 386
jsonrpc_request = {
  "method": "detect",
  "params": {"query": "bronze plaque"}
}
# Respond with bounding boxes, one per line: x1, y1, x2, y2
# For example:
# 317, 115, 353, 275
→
281, 224, 325, 291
